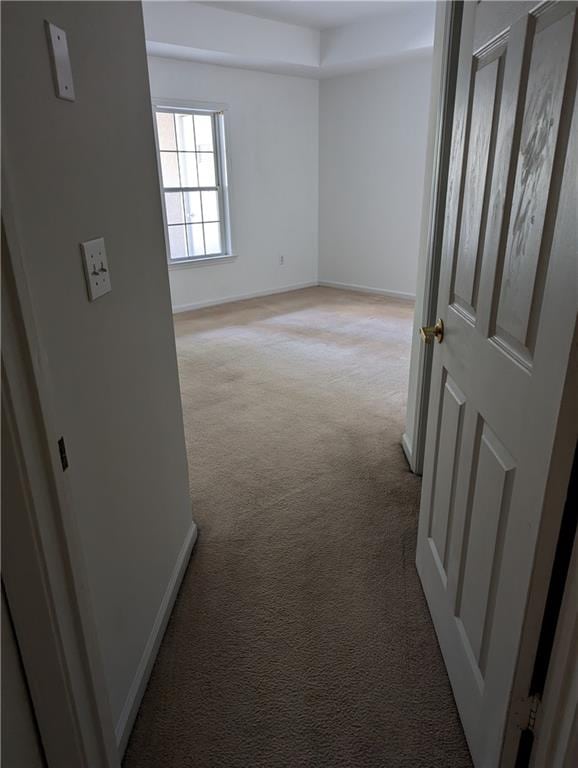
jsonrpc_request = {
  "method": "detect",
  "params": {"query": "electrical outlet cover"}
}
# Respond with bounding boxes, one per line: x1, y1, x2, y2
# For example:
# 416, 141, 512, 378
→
46, 22, 75, 101
81, 238, 111, 301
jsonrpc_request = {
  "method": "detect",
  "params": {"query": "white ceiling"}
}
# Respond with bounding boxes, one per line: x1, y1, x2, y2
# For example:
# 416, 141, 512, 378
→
204, 1, 404, 30
144, 1, 435, 79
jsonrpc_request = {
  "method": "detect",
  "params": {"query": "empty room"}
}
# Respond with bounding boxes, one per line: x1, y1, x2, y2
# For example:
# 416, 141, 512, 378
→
2, 2, 577, 768
137, 0, 445, 763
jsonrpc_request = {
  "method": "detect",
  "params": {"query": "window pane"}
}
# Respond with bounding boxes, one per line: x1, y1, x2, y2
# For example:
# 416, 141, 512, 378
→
160, 152, 179, 187
179, 153, 198, 187
159, 110, 227, 259
204, 222, 222, 255
168, 225, 187, 260
156, 113, 176, 150
186, 224, 205, 257
183, 191, 202, 223
174, 113, 195, 151
165, 192, 184, 225
194, 114, 214, 152
197, 153, 216, 187
201, 190, 219, 221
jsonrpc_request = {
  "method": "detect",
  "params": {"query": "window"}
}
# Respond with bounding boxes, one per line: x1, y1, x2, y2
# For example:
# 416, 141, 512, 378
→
154, 106, 231, 263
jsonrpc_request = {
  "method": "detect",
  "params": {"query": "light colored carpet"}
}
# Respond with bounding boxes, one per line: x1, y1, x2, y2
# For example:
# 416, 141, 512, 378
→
123, 287, 471, 768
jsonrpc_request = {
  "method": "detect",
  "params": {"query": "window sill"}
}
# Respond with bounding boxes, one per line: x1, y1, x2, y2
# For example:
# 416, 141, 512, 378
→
167, 254, 237, 270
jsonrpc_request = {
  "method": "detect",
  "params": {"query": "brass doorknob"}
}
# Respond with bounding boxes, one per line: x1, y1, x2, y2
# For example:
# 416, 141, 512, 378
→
420, 318, 444, 344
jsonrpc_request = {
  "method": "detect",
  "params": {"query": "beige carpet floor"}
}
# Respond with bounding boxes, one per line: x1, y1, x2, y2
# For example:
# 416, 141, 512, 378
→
123, 287, 472, 768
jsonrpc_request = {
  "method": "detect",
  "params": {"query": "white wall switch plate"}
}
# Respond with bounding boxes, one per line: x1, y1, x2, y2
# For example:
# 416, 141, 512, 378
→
81, 238, 111, 301
45, 22, 75, 101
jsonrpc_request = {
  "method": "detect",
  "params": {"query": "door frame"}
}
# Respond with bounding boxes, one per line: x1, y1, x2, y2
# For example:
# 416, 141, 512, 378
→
530, 464, 578, 767
403, 0, 463, 475
1, 176, 120, 768
503, 322, 578, 766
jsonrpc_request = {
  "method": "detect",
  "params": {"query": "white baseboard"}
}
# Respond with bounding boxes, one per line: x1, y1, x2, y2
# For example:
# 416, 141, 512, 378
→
172, 282, 318, 314
318, 280, 416, 302
116, 521, 198, 754
172, 281, 414, 314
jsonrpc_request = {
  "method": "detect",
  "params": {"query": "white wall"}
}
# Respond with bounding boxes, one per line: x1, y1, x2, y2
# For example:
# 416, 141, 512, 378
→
147, 56, 319, 312
319, 50, 433, 298
320, 2, 435, 77
2, 0, 194, 739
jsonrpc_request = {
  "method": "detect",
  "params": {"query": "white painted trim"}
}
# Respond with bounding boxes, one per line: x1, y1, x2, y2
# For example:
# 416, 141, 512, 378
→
401, 433, 413, 469
172, 281, 318, 314
151, 95, 235, 264
402, 1, 461, 476
168, 254, 237, 270
2, 177, 121, 767
531, 519, 578, 767
318, 280, 416, 302
152, 96, 229, 113
116, 522, 198, 755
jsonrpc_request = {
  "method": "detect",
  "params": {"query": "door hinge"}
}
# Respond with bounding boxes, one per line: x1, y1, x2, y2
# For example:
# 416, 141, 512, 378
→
515, 695, 542, 768
518, 694, 541, 733
58, 436, 69, 471
527, 694, 541, 733
513, 694, 541, 733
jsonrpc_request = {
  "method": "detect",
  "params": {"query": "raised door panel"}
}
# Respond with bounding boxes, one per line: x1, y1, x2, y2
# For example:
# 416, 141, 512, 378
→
428, 373, 466, 583
453, 52, 503, 321
495, 11, 575, 365
455, 422, 516, 687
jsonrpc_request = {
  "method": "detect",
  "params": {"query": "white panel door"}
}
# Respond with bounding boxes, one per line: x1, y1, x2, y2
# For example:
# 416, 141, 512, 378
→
416, 2, 578, 766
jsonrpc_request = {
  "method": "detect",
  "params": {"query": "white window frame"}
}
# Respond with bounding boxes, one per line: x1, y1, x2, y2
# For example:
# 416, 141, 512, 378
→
152, 98, 234, 267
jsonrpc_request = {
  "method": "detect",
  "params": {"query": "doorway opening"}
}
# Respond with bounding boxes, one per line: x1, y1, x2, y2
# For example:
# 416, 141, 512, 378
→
124, 2, 474, 766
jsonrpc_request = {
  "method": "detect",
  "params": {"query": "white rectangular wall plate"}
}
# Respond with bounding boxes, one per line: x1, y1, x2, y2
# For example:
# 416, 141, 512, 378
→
81, 238, 111, 301
45, 22, 75, 101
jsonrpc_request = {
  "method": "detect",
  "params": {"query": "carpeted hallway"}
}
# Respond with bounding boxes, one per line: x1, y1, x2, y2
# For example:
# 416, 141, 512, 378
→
123, 287, 471, 768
